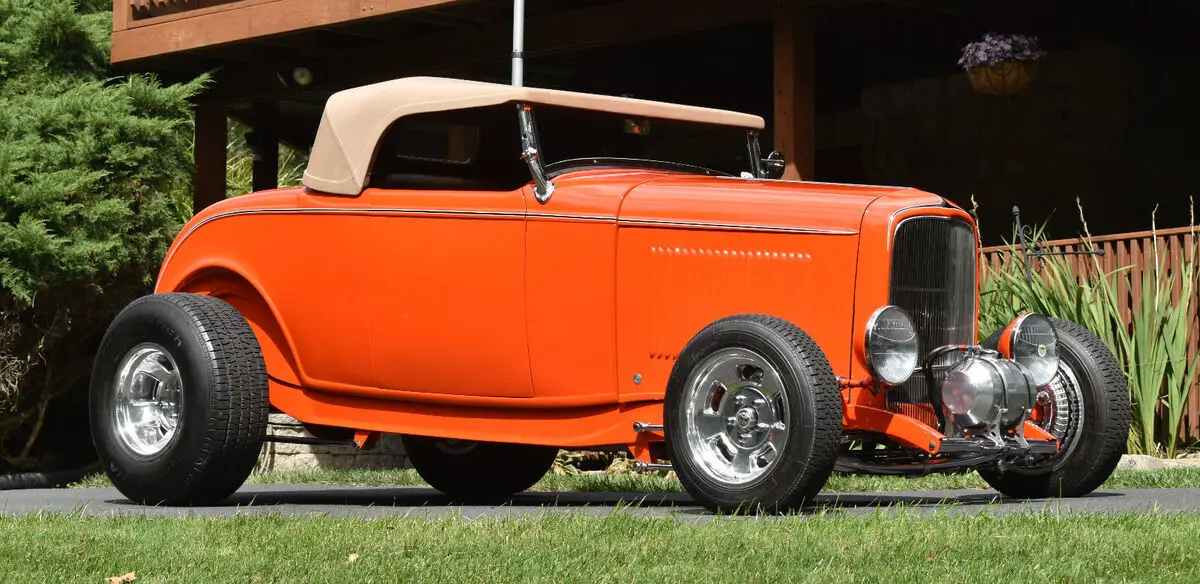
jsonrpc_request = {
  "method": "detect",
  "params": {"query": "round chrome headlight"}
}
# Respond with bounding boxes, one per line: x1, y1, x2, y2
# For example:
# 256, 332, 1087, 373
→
1002, 313, 1059, 387
865, 306, 919, 385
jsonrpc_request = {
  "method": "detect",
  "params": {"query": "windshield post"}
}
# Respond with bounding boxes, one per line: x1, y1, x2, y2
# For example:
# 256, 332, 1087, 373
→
516, 103, 555, 203
747, 130, 765, 178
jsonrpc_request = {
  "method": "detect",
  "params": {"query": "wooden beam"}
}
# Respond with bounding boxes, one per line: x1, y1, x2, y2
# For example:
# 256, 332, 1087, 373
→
772, 5, 815, 181
111, 0, 467, 64
198, 0, 773, 103
194, 102, 228, 213
523, 0, 772, 59
191, 40, 306, 64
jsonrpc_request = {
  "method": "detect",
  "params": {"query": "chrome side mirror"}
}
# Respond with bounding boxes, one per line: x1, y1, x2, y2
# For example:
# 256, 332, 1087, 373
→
761, 151, 786, 180
517, 104, 554, 203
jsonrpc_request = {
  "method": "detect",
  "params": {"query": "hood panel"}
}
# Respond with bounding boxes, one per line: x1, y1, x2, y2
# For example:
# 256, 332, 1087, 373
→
619, 177, 910, 234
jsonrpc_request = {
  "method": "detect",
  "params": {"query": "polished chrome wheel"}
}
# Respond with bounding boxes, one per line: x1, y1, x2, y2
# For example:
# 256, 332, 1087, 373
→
678, 347, 789, 486
666, 315, 841, 512
112, 343, 183, 457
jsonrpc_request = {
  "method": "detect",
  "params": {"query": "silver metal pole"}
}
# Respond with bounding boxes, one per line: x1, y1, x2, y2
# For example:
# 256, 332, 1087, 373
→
511, 0, 524, 87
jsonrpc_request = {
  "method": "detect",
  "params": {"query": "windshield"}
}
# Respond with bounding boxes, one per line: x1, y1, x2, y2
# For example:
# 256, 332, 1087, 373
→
527, 104, 760, 178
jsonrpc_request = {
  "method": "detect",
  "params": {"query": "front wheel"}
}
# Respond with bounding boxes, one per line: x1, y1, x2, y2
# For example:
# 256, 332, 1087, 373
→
664, 314, 842, 513
90, 293, 269, 505
978, 317, 1131, 498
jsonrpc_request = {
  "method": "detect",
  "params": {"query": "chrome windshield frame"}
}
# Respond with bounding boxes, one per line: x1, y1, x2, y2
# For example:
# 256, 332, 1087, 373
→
517, 103, 764, 202
517, 102, 555, 203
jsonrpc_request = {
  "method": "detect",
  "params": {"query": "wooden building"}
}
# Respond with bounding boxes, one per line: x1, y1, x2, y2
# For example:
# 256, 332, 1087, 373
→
110, 0, 816, 213
111, 0, 1200, 243
111, 0, 1200, 441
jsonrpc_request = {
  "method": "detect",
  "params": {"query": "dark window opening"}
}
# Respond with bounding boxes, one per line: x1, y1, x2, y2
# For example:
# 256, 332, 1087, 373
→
532, 104, 753, 177
367, 101, 756, 192
368, 105, 528, 192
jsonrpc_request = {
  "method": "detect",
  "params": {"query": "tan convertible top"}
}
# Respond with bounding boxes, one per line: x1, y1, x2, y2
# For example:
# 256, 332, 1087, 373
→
302, 76, 766, 195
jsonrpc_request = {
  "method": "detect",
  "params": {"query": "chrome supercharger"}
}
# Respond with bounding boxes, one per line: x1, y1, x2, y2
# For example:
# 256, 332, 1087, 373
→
931, 345, 1039, 440
928, 312, 1061, 447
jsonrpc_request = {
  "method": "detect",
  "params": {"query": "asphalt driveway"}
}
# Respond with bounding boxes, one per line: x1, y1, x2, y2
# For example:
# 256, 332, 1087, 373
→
2, 485, 1198, 519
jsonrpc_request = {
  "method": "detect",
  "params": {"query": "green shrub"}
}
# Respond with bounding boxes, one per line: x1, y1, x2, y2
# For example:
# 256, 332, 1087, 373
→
0, 0, 205, 469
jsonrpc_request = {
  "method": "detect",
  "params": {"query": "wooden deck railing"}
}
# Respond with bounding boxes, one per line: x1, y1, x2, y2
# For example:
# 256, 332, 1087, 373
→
130, 0, 242, 20
111, 0, 463, 63
981, 226, 1200, 442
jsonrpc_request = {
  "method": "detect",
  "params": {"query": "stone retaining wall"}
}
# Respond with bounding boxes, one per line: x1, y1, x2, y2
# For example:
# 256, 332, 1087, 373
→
255, 413, 409, 472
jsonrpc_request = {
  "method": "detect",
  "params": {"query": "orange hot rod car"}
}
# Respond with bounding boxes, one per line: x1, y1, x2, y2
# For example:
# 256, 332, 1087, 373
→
89, 77, 1130, 512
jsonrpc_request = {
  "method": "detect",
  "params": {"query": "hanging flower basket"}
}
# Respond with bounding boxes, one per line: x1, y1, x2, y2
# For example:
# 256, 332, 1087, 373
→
958, 33, 1046, 96
966, 60, 1039, 95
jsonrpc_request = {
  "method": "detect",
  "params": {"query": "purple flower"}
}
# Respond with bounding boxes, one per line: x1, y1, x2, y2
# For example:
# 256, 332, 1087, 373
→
958, 32, 1046, 68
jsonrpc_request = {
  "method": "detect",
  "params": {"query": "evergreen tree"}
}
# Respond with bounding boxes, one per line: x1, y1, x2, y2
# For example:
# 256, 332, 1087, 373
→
0, 0, 205, 468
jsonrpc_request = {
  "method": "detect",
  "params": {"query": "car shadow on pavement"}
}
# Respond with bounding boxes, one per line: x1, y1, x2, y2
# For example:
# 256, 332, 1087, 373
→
103, 487, 692, 510
103, 486, 1122, 515
224, 487, 693, 508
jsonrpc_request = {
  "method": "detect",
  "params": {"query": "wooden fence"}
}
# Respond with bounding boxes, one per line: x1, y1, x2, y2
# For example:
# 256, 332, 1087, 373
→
980, 225, 1200, 442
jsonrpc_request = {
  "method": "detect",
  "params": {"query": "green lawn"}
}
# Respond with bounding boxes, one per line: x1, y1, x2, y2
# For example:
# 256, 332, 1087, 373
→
21, 466, 1200, 582
2, 511, 1197, 583
67, 466, 1200, 492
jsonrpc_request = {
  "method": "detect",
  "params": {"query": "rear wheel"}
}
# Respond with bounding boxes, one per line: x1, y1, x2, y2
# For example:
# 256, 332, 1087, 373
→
402, 435, 558, 499
665, 314, 842, 513
978, 317, 1130, 498
90, 293, 269, 505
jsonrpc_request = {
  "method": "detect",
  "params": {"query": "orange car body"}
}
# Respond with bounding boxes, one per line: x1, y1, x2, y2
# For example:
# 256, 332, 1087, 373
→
154, 168, 1051, 461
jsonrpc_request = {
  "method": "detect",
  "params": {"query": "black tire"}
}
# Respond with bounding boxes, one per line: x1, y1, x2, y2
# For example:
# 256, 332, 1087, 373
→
664, 314, 842, 513
90, 293, 269, 505
978, 317, 1130, 498
402, 435, 558, 499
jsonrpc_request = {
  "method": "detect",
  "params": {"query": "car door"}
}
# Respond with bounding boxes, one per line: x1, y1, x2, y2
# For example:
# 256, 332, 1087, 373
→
522, 173, 644, 403
362, 108, 534, 398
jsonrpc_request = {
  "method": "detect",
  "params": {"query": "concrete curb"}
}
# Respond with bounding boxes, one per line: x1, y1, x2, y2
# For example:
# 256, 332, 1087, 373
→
1117, 454, 1200, 471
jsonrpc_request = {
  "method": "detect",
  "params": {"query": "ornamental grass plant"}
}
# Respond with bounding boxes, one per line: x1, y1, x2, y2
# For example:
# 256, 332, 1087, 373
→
224, 118, 308, 198
978, 198, 1199, 456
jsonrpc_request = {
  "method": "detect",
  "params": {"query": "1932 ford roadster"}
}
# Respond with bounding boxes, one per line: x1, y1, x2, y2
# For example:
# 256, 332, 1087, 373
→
90, 77, 1130, 511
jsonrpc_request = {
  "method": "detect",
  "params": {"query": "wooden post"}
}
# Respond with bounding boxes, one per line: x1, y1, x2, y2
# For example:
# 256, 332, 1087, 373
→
193, 101, 227, 214
112, 0, 129, 33
249, 101, 280, 193
772, 5, 815, 181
